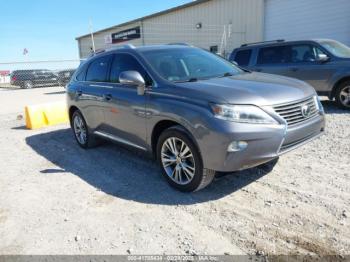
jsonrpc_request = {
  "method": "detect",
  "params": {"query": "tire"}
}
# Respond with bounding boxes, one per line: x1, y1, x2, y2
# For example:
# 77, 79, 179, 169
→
335, 81, 350, 110
156, 126, 215, 192
23, 80, 33, 89
71, 110, 99, 149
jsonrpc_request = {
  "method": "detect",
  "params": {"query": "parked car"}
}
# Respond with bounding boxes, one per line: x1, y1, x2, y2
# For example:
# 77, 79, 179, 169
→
67, 44, 325, 192
57, 69, 75, 87
10, 69, 59, 89
229, 39, 350, 109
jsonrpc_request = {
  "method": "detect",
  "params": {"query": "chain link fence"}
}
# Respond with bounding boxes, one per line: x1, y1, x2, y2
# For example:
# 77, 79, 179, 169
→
1, 22, 246, 89
0, 60, 81, 89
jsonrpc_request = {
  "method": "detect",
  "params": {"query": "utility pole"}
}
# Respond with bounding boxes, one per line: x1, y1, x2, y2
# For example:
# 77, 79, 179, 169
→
89, 18, 96, 53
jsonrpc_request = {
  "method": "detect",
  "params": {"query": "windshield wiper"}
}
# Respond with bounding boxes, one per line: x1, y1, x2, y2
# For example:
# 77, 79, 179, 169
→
174, 78, 198, 83
218, 72, 233, 78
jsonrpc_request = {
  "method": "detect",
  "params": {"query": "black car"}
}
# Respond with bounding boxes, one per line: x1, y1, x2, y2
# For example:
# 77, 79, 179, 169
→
10, 69, 59, 89
229, 39, 350, 109
57, 69, 76, 87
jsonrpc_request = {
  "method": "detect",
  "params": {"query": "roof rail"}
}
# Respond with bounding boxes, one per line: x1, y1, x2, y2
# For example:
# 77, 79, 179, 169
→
89, 44, 136, 57
241, 39, 285, 47
167, 43, 192, 46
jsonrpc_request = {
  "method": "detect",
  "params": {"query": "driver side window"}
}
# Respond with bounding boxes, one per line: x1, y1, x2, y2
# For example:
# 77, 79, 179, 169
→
110, 54, 152, 86
290, 44, 326, 63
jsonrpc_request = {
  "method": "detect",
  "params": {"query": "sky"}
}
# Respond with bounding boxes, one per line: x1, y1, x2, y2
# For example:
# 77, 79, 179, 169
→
0, 0, 191, 66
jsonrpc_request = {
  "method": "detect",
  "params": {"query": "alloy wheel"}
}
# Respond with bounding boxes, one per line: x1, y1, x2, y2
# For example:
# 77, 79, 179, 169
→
161, 137, 195, 185
24, 81, 33, 89
339, 86, 350, 108
73, 114, 87, 145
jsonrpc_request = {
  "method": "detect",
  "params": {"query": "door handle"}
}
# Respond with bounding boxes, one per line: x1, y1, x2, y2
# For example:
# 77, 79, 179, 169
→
76, 90, 82, 96
255, 68, 262, 72
103, 94, 112, 101
290, 67, 299, 72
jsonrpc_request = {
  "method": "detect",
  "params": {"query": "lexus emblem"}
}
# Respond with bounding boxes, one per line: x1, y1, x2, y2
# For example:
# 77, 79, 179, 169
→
301, 104, 311, 117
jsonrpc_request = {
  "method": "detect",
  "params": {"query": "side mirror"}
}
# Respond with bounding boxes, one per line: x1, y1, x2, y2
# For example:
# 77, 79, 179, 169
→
119, 71, 146, 95
316, 54, 330, 63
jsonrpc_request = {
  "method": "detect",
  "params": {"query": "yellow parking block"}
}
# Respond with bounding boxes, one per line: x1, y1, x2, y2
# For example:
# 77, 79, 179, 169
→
25, 101, 69, 129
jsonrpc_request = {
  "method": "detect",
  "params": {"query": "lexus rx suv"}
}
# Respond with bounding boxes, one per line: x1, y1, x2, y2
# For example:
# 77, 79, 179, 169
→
67, 44, 325, 192
229, 39, 350, 109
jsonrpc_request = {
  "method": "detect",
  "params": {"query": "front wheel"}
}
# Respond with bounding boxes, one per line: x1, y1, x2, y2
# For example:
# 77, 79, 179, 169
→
335, 81, 350, 109
157, 126, 215, 192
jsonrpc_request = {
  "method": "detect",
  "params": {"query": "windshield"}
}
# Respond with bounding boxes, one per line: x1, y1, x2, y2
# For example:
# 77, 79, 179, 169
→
141, 48, 242, 82
319, 40, 350, 58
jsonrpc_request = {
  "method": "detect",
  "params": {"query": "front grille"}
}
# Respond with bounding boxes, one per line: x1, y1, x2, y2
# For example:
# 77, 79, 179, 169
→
273, 97, 318, 126
279, 131, 319, 153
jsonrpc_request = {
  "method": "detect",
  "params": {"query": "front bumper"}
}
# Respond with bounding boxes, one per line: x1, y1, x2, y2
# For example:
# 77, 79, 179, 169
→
196, 113, 325, 172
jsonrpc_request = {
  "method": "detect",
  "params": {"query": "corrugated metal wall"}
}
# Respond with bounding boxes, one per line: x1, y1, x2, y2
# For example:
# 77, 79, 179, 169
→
264, 0, 350, 46
77, 0, 264, 58
143, 0, 264, 56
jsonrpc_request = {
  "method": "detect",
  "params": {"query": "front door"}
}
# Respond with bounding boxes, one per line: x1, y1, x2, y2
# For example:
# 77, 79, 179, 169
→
285, 44, 336, 92
102, 53, 151, 150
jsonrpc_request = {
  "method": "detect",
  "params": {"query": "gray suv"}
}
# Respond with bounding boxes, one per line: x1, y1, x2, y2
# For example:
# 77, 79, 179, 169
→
67, 44, 325, 192
229, 39, 350, 109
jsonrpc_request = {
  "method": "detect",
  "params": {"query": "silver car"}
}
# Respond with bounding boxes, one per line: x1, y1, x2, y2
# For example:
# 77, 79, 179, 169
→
66, 44, 325, 192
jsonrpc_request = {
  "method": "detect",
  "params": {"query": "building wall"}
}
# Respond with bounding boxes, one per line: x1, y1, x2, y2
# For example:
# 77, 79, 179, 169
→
77, 0, 264, 58
264, 0, 350, 46
78, 22, 143, 58
142, 0, 264, 56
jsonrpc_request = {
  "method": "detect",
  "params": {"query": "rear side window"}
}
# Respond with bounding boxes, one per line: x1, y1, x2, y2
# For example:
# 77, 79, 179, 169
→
76, 71, 85, 81
234, 49, 252, 66
257, 46, 291, 64
86, 56, 111, 82
110, 54, 152, 85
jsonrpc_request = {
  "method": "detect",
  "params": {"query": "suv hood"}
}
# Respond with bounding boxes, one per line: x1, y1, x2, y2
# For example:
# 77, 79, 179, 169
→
174, 72, 316, 106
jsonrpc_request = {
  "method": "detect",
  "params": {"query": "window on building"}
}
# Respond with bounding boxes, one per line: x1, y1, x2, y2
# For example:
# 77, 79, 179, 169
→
234, 49, 252, 66
86, 56, 111, 82
110, 54, 152, 86
210, 45, 218, 53
257, 46, 291, 64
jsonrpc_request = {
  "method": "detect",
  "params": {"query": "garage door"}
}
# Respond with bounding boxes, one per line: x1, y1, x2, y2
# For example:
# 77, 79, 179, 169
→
264, 0, 350, 46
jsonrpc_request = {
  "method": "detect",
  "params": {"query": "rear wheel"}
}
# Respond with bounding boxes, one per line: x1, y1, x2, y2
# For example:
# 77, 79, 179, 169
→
71, 110, 99, 149
23, 81, 33, 89
157, 126, 215, 192
335, 81, 350, 109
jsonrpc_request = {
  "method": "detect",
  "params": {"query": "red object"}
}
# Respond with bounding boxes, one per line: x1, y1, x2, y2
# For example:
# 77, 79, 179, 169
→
11, 76, 17, 81
0, 70, 10, 76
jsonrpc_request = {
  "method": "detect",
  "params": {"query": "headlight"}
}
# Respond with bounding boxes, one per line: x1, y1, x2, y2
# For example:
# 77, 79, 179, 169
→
210, 104, 278, 124
314, 95, 324, 114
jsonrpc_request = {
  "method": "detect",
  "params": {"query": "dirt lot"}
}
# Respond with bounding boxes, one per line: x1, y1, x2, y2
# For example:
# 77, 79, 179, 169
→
0, 86, 349, 255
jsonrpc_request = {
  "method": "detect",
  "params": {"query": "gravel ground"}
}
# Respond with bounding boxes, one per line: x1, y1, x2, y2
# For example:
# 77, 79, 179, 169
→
0, 87, 349, 255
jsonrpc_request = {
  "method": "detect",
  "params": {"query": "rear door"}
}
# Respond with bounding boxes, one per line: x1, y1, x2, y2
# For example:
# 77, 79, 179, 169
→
102, 53, 150, 149
252, 45, 292, 75
77, 55, 113, 130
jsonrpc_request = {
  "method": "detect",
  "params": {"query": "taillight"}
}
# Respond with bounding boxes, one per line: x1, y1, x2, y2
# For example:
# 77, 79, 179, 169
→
11, 76, 17, 81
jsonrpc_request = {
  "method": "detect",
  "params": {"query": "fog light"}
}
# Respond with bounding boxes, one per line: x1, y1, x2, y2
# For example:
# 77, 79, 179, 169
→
227, 141, 247, 152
